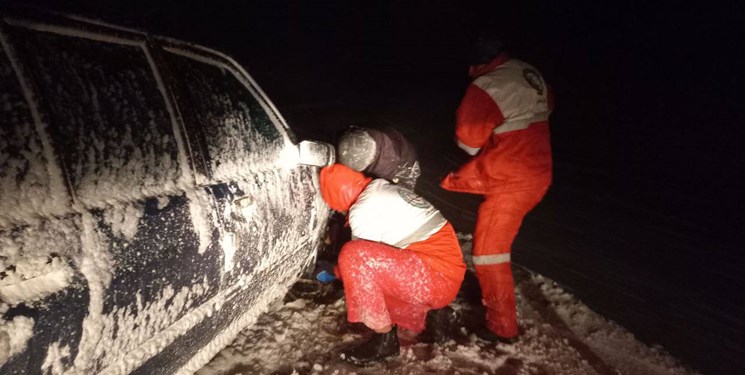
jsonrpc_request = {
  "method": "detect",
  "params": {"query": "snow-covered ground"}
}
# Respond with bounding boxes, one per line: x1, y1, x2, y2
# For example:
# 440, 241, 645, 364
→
197, 234, 698, 375
257, 85, 742, 373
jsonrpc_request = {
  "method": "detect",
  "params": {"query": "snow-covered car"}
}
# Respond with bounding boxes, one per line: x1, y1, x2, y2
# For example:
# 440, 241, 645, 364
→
0, 8, 333, 374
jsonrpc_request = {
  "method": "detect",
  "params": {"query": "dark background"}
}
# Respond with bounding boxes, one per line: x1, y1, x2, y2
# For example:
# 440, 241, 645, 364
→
5, 1, 745, 373
18, 0, 741, 240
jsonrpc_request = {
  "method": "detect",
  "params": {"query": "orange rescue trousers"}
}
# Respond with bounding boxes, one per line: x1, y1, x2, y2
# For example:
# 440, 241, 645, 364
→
473, 186, 548, 338
337, 240, 460, 333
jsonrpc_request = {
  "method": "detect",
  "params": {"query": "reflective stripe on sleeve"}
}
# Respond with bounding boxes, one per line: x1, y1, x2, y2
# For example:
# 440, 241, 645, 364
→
456, 139, 481, 156
394, 214, 447, 248
472, 253, 511, 265
492, 113, 549, 135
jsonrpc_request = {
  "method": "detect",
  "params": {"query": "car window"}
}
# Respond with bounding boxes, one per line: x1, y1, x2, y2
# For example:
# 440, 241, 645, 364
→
163, 48, 285, 183
6, 26, 183, 207
0, 35, 70, 224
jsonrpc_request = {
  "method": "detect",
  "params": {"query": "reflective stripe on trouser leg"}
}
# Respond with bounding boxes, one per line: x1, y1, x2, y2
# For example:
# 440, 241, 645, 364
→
472, 253, 510, 266
472, 187, 547, 338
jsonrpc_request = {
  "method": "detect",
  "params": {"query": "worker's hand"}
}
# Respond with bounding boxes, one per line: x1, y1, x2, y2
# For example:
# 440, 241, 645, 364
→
314, 260, 336, 284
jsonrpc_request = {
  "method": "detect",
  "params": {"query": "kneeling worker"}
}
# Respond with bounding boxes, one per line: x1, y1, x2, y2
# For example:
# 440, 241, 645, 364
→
320, 164, 465, 365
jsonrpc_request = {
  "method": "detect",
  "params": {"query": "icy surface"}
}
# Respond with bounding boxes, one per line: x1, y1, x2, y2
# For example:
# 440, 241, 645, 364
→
12, 28, 183, 208
175, 169, 330, 375
0, 255, 72, 304
101, 202, 143, 241
78, 168, 326, 375
186, 188, 215, 255
164, 49, 286, 181
0, 217, 81, 306
0, 32, 70, 227
197, 235, 699, 375
94, 278, 212, 374
41, 342, 71, 374
0, 316, 34, 366
0, 167, 327, 374
0, 18, 327, 375
537, 276, 696, 375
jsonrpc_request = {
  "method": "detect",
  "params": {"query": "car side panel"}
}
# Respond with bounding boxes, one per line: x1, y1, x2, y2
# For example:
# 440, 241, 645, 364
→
131, 166, 329, 375
1, 10, 331, 374
1, 19, 225, 373
153, 43, 330, 373
0, 216, 89, 375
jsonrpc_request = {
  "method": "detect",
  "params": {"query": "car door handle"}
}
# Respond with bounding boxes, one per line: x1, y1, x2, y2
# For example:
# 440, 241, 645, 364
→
230, 195, 256, 223
233, 195, 253, 208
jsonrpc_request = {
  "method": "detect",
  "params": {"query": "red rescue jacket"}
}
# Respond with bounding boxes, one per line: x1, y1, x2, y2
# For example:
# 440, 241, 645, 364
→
441, 54, 553, 195
321, 164, 465, 285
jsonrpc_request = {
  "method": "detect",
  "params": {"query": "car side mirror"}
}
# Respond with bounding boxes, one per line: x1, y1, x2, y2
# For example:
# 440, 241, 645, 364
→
297, 140, 335, 167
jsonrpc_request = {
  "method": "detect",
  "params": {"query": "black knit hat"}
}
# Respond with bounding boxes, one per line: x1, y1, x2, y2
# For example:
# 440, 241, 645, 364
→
470, 33, 506, 65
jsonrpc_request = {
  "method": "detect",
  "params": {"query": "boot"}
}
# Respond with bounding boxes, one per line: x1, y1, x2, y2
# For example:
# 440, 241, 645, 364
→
418, 307, 456, 344
473, 325, 518, 344
340, 326, 400, 366
283, 278, 321, 302
313, 279, 345, 304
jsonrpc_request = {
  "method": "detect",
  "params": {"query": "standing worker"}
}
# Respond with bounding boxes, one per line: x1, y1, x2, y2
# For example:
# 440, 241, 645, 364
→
321, 164, 465, 365
441, 35, 553, 343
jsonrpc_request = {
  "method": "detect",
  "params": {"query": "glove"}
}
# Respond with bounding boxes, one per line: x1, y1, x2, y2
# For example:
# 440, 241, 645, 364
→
314, 260, 336, 284
316, 270, 336, 284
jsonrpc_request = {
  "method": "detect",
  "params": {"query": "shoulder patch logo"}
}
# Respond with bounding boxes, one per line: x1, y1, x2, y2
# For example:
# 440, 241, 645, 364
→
522, 68, 544, 95
397, 188, 432, 209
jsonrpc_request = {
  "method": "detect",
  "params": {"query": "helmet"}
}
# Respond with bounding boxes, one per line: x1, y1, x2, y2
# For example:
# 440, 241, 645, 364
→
470, 33, 506, 65
320, 164, 372, 212
337, 127, 377, 172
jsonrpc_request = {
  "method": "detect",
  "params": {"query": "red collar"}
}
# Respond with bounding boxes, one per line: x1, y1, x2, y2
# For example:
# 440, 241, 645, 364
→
469, 53, 510, 78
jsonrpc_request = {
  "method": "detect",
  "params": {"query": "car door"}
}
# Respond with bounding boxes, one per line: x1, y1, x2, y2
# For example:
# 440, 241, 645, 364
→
124, 40, 333, 374
158, 41, 324, 292
1, 15, 223, 373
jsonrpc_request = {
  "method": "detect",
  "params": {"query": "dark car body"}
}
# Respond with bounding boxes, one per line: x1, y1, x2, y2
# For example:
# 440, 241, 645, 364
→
0, 8, 332, 374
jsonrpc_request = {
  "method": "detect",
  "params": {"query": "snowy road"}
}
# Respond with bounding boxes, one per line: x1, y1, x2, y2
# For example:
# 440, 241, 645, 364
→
197, 236, 696, 375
